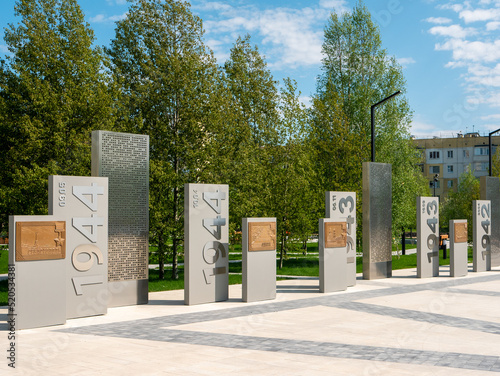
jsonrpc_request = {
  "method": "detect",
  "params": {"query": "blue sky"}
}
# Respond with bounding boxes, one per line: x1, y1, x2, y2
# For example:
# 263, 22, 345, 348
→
1, 0, 500, 139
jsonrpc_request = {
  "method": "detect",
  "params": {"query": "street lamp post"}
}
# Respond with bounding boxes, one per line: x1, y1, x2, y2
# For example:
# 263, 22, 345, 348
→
489, 127, 500, 176
371, 91, 401, 162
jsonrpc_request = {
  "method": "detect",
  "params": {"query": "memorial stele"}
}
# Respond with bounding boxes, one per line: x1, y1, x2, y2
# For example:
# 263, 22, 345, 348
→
92, 130, 149, 307
242, 218, 277, 302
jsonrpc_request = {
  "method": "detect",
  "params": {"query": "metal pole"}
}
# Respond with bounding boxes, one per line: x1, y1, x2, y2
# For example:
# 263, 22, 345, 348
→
371, 106, 375, 162
370, 91, 401, 163
490, 133, 492, 177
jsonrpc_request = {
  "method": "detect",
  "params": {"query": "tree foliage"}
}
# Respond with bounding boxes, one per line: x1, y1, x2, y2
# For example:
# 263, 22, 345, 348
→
441, 169, 480, 242
108, 0, 227, 279
314, 1, 428, 239
0, 0, 114, 232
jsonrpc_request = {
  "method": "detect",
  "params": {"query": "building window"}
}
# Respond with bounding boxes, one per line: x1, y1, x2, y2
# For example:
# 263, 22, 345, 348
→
429, 151, 440, 159
463, 150, 469, 158
429, 166, 440, 174
447, 165, 453, 172
429, 180, 440, 189
477, 162, 489, 171
447, 150, 453, 158
447, 180, 453, 188
474, 147, 489, 156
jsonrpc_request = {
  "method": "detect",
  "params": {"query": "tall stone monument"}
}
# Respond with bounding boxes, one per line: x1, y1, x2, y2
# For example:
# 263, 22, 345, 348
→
92, 131, 149, 306
480, 176, 500, 267
319, 218, 348, 292
473, 200, 491, 272
417, 196, 439, 278
362, 162, 392, 279
49, 175, 109, 318
325, 191, 356, 286
450, 219, 468, 277
242, 218, 276, 302
185, 183, 229, 305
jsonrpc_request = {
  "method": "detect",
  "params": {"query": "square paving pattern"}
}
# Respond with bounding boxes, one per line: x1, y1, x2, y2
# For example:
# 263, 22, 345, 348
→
1, 267, 500, 375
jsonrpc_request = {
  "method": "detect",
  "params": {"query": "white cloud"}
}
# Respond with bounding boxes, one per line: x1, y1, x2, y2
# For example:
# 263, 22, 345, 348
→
486, 21, 500, 29
89, 12, 127, 24
0, 45, 9, 54
202, 3, 330, 68
319, 0, 349, 12
459, 8, 500, 22
481, 113, 500, 120
397, 57, 416, 67
425, 17, 453, 24
436, 39, 500, 63
410, 119, 462, 139
429, 24, 474, 38
105, 0, 127, 5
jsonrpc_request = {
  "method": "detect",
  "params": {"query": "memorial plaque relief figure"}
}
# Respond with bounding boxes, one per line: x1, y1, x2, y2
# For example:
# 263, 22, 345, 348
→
16, 222, 66, 261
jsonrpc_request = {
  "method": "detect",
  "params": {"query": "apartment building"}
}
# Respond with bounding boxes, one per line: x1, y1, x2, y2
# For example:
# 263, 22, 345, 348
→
413, 133, 500, 199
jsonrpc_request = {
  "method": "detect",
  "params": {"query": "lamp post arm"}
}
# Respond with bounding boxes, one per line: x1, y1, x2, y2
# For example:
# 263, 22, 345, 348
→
370, 90, 401, 162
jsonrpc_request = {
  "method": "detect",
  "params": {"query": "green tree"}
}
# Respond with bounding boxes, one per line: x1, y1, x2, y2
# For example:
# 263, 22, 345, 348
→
269, 78, 316, 268
308, 89, 364, 244
315, 1, 427, 241
222, 35, 280, 227
108, 0, 226, 279
441, 168, 480, 242
0, 0, 115, 231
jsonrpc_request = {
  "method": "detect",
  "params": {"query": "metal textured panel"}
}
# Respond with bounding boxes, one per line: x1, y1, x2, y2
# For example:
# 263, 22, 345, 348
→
242, 218, 276, 302
450, 219, 468, 277
92, 131, 149, 306
362, 162, 392, 280
473, 200, 491, 272
417, 197, 439, 278
325, 191, 356, 287
480, 176, 500, 267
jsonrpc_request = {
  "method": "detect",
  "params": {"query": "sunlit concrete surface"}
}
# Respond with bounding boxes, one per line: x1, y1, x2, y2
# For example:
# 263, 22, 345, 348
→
1, 265, 500, 375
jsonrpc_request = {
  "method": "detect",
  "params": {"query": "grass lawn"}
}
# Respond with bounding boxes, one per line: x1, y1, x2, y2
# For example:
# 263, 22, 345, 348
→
0, 244, 471, 306
148, 269, 242, 292
0, 246, 9, 274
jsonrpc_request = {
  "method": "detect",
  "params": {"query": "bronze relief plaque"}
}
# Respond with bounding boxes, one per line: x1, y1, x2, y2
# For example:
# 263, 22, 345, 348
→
16, 221, 66, 261
454, 222, 467, 243
248, 222, 276, 251
325, 222, 347, 248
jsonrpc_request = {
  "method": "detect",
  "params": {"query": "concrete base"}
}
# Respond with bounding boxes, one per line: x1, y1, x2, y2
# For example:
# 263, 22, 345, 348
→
242, 218, 276, 303
363, 260, 393, 280
450, 219, 468, 277
107, 279, 149, 307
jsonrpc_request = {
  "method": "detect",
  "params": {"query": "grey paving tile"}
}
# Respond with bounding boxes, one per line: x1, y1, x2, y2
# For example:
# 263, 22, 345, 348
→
54, 272, 500, 373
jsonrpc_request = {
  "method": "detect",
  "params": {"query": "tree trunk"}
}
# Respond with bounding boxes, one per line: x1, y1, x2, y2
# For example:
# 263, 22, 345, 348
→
279, 229, 285, 269
158, 232, 165, 280
171, 183, 179, 280
172, 235, 179, 280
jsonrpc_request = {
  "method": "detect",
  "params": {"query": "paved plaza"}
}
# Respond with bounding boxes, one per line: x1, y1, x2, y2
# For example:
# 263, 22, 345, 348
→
1, 266, 500, 375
